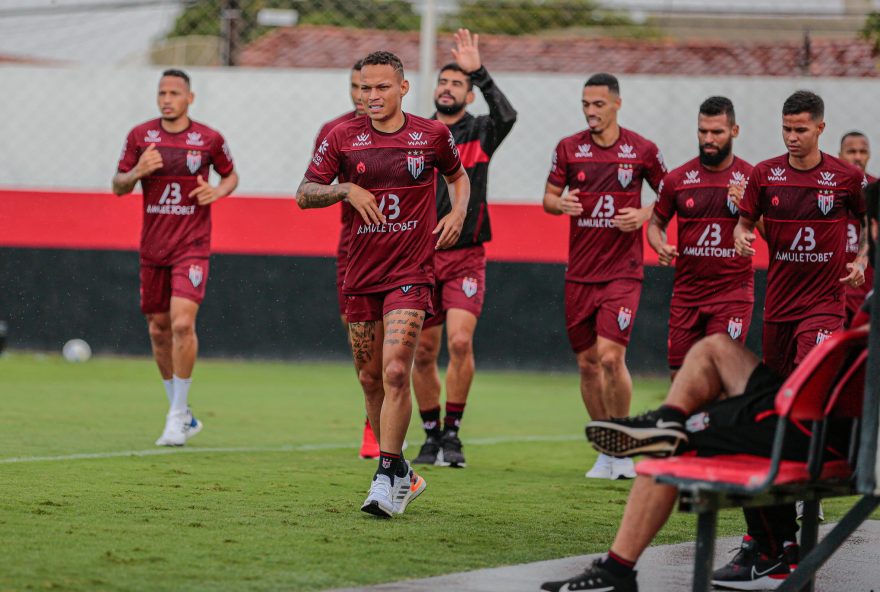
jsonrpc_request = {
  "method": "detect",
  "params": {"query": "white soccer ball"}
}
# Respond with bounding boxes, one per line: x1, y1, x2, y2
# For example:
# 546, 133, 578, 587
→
62, 339, 92, 363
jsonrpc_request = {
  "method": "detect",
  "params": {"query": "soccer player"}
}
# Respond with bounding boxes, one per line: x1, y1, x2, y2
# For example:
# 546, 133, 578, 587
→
544, 73, 666, 480
838, 131, 875, 327
296, 51, 470, 517
411, 28, 517, 468
648, 97, 754, 378
112, 69, 238, 446
312, 59, 381, 460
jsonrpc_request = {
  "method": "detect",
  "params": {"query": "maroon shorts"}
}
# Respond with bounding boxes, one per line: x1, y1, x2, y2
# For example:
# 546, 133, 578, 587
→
423, 244, 487, 329
140, 258, 209, 315
565, 279, 641, 353
336, 228, 351, 316
344, 284, 434, 323
667, 300, 754, 369
762, 314, 844, 377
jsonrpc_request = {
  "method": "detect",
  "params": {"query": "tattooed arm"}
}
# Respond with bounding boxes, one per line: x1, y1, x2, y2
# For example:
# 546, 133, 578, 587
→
296, 177, 385, 225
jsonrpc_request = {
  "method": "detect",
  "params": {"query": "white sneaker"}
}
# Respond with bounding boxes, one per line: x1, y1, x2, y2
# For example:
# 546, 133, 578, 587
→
391, 461, 426, 514
361, 474, 394, 517
610, 456, 637, 480
585, 453, 614, 479
155, 410, 188, 446
796, 500, 825, 521
184, 407, 203, 441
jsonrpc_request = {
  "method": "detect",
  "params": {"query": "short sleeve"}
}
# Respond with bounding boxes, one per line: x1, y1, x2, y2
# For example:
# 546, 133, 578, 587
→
117, 129, 139, 173
653, 173, 676, 222
436, 128, 462, 177
210, 132, 235, 177
739, 170, 762, 221
847, 171, 867, 218
546, 140, 567, 188
643, 142, 667, 193
305, 127, 342, 185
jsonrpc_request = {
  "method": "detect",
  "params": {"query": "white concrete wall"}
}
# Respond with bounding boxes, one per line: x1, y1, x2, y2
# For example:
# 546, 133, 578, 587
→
2, 64, 879, 203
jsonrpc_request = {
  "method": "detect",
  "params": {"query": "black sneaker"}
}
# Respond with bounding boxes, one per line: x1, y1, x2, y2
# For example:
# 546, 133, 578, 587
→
782, 541, 799, 571
585, 409, 688, 458
712, 536, 790, 590
438, 430, 466, 468
412, 434, 441, 465
541, 559, 638, 591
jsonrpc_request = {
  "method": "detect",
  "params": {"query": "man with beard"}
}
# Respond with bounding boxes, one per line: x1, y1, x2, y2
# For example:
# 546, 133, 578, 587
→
544, 72, 666, 480
648, 97, 754, 379
411, 28, 517, 468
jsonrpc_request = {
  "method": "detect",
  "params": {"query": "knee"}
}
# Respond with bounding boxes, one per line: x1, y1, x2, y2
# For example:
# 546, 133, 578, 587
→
358, 368, 382, 394
171, 315, 195, 339
600, 349, 626, 373
447, 332, 473, 360
414, 344, 438, 371
384, 359, 409, 391
148, 318, 171, 343
577, 354, 602, 378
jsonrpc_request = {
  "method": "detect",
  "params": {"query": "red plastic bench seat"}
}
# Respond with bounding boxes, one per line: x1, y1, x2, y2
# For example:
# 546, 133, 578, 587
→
637, 455, 853, 488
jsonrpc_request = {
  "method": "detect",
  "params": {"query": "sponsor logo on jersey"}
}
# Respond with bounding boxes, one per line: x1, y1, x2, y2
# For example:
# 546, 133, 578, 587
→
577, 171, 586, 182
356, 161, 366, 174
222, 142, 232, 161
683, 170, 700, 185
618, 164, 633, 188
727, 317, 743, 340
862, 174, 869, 189
408, 131, 429, 146
313, 138, 329, 165
617, 307, 633, 331
817, 190, 835, 215
575, 143, 593, 158
144, 129, 162, 143
447, 132, 459, 157
731, 171, 746, 185
462, 277, 478, 298
685, 197, 695, 209
618, 144, 637, 159
657, 180, 664, 195
188, 264, 203, 288
817, 171, 836, 187
768, 167, 787, 182
816, 329, 833, 345
186, 150, 202, 174
353, 133, 371, 147
657, 150, 666, 171
407, 150, 425, 179
186, 132, 204, 147
771, 195, 780, 207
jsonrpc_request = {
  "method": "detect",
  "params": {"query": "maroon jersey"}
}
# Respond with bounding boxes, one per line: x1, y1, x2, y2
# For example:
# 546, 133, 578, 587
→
740, 153, 866, 322
315, 110, 361, 264
304, 113, 461, 294
118, 119, 234, 266
845, 173, 876, 305
547, 127, 666, 283
655, 156, 754, 306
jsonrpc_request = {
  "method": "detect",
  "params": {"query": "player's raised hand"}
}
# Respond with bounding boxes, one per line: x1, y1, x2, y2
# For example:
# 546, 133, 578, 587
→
433, 210, 465, 250
657, 243, 679, 266
451, 28, 481, 73
613, 207, 648, 232
348, 184, 385, 225
189, 175, 221, 205
559, 189, 583, 216
840, 261, 866, 287
135, 143, 163, 177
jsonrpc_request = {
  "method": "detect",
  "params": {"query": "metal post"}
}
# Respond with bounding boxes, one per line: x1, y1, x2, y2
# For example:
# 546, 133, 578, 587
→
221, 0, 241, 67
418, 0, 437, 116
691, 511, 717, 592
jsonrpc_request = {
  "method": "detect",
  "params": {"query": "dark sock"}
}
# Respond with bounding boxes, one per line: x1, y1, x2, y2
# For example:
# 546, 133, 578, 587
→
420, 407, 442, 438
658, 404, 687, 424
444, 402, 466, 433
600, 551, 635, 578
377, 451, 404, 480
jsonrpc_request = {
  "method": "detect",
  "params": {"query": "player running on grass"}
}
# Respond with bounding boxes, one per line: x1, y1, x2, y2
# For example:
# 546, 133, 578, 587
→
544, 73, 666, 480
411, 28, 517, 468
112, 69, 238, 446
312, 59, 381, 460
647, 96, 754, 378
297, 51, 470, 517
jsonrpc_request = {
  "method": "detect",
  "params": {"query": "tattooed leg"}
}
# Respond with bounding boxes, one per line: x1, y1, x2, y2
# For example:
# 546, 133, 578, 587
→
349, 320, 385, 443
380, 308, 426, 454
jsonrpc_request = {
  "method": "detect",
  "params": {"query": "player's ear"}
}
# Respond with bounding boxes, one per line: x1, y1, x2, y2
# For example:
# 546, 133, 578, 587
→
188, 91, 195, 106
466, 89, 475, 105
400, 79, 410, 97
816, 120, 826, 135
731, 123, 740, 139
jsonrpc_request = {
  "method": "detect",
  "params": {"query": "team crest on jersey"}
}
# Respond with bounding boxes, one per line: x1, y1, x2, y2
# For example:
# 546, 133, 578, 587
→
575, 144, 593, 158
188, 264, 203, 288
407, 151, 425, 179
817, 190, 835, 215
617, 307, 633, 331
144, 129, 161, 143
727, 195, 739, 215
727, 317, 743, 340
618, 164, 633, 188
400, 285, 413, 294
817, 171, 837, 187
186, 132, 204, 147
816, 329, 833, 345
462, 277, 478, 298
618, 144, 637, 159
186, 150, 202, 174
683, 170, 700, 185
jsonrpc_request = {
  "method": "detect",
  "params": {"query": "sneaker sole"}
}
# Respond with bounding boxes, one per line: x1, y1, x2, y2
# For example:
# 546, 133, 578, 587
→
586, 422, 686, 458
360, 500, 393, 518
185, 420, 203, 441
711, 574, 787, 590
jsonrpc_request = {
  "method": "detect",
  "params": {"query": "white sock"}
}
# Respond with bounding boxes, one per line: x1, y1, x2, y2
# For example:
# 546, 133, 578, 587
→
171, 375, 191, 414
162, 379, 174, 405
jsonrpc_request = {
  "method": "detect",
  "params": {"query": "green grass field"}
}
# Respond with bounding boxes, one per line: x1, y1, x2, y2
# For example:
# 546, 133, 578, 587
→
0, 353, 863, 591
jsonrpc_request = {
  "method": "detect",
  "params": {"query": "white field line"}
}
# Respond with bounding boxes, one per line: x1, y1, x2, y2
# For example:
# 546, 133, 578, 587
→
0, 434, 581, 465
